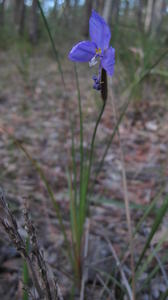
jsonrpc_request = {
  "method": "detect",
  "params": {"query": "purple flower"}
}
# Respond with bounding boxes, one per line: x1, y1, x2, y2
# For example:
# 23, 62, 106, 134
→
68, 10, 115, 78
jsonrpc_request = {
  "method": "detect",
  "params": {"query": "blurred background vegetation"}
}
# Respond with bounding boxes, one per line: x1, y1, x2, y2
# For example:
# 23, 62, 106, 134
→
0, 0, 168, 100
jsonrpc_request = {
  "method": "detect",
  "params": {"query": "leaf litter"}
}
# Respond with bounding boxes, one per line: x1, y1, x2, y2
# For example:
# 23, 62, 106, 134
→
0, 49, 168, 299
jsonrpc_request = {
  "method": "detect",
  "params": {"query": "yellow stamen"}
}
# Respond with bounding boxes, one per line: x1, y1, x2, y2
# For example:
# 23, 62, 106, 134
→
96, 48, 102, 55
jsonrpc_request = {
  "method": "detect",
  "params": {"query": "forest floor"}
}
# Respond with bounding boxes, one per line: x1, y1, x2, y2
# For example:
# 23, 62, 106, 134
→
0, 46, 168, 300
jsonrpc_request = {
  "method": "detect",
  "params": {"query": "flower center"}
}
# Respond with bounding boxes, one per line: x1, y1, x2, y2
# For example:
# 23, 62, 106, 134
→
89, 56, 98, 67
96, 48, 102, 55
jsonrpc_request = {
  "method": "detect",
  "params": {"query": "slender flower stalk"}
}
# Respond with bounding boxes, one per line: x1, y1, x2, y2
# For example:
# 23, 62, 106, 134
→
68, 10, 115, 282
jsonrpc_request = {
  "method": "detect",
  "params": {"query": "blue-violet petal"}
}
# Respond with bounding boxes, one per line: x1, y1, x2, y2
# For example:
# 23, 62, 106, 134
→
69, 41, 96, 62
89, 10, 111, 51
101, 47, 115, 76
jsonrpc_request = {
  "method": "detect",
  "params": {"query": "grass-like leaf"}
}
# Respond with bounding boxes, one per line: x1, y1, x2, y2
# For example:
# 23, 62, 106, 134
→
138, 252, 168, 293
37, 0, 65, 86
135, 194, 168, 272
91, 195, 156, 211
160, 287, 168, 300
134, 187, 165, 236
23, 236, 29, 300
136, 230, 168, 281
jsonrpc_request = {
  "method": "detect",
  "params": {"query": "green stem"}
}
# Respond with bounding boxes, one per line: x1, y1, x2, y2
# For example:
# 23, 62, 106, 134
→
67, 170, 80, 280
79, 100, 106, 236
87, 101, 106, 187
37, 0, 65, 86
23, 236, 29, 300
74, 64, 84, 210
71, 120, 78, 210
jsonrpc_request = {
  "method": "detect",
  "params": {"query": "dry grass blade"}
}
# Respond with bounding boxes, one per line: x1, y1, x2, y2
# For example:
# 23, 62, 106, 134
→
96, 273, 113, 299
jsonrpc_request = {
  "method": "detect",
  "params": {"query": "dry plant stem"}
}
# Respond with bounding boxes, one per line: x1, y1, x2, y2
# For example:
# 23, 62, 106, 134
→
0, 190, 44, 299
104, 235, 133, 300
110, 78, 135, 300
24, 205, 53, 300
